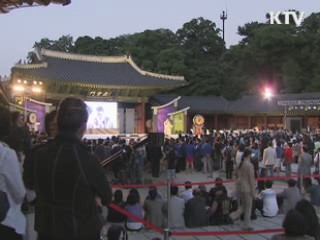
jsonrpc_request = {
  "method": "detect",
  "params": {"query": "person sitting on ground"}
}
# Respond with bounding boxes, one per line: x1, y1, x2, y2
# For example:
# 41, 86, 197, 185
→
180, 181, 193, 203
107, 225, 128, 240
277, 179, 301, 214
270, 209, 314, 240
143, 187, 164, 228
107, 190, 127, 225
124, 191, 143, 231
256, 180, 279, 217
162, 186, 185, 229
208, 187, 233, 225
198, 185, 211, 207
303, 178, 320, 214
295, 199, 320, 240
145, 186, 162, 201
184, 188, 209, 228
208, 177, 226, 206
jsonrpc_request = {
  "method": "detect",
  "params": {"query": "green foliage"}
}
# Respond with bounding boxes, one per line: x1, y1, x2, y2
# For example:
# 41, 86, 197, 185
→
28, 13, 320, 98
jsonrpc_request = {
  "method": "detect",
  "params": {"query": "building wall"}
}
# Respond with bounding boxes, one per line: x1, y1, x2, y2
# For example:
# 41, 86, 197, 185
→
184, 113, 320, 133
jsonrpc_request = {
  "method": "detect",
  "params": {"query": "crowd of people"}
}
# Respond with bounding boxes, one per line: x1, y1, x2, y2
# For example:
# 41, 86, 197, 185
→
0, 97, 320, 240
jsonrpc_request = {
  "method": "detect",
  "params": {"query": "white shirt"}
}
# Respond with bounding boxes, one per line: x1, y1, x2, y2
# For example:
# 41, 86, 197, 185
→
258, 188, 279, 217
180, 188, 193, 203
263, 147, 277, 166
235, 151, 244, 168
0, 142, 26, 235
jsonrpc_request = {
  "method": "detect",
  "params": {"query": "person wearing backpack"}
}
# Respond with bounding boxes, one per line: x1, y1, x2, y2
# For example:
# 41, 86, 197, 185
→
222, 142, 235, 179
0, 106, 27, 239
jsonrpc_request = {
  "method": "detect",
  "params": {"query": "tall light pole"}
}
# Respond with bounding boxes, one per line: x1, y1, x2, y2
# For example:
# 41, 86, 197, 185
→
220, 10, 227, 42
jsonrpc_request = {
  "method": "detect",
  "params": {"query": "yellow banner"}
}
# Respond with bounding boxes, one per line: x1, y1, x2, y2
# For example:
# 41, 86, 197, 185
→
172, 112, 185, 134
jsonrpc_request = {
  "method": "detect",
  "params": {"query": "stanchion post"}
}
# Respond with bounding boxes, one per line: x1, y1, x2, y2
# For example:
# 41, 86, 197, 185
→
164, 178, 171, 240
300, 174, 303, 195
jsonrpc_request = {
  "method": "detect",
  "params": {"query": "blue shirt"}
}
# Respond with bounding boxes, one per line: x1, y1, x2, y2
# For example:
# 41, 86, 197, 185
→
185, 144, 195, 158
175, 143, 184, 158
202, 143, 213, 156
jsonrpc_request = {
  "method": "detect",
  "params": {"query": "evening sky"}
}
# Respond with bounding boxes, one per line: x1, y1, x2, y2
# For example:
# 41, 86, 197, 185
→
0, 0, 319, 76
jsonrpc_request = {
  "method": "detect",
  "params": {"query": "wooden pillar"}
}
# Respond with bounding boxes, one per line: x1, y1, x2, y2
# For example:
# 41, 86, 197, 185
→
248, 116, 252, 129
214, 114, 218, 130
264, 115, 267, 130
184, 111, 188, 134
152, 108, 158, 132
140, 102, 146, 133
303, 114, 308, 130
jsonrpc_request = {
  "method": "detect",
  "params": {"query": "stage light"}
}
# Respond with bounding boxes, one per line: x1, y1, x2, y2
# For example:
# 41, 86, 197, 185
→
32, 87, 42, 93
23, 80, 27, 84
13, 85, 25, 92
263, 87, 273, 100
17, 79, 21, 83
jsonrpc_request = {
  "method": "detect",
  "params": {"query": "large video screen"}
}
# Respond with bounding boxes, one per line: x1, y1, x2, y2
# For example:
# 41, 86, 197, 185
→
85, 101, 118, 135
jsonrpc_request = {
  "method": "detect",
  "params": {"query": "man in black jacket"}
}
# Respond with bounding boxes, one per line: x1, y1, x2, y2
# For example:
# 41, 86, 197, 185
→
26, 97, 112, 240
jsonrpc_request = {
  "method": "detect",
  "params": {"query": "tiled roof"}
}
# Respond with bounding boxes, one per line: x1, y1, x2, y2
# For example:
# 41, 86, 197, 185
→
0, 0, 70, 13
12, 49, 187, 89
151, 94, 229, 113
152, 93, 320, 115
228, 93, 320, 113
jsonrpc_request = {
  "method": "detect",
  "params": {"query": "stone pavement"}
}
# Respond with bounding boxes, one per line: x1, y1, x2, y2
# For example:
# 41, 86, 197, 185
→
106, 164, 313, 240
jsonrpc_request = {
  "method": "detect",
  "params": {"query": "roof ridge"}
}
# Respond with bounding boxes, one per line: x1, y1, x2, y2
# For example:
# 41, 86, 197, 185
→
127, 56, 185, 81
14, 62, 48, 69
39, 49, 186, 82
40, 48, 128, 63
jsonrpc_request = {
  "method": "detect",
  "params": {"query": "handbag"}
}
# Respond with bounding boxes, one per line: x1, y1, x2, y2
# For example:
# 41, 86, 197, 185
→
0, 189, 9, 222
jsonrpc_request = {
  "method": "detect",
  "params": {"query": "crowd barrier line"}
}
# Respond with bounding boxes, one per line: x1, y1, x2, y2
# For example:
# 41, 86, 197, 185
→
111, 174, 320, 189
109, 203, 285, 237
171, 228, 284, 237
109, 203, 165, 234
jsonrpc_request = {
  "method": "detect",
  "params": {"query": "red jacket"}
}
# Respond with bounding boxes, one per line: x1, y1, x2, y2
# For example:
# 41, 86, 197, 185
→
284, 147, 294, 163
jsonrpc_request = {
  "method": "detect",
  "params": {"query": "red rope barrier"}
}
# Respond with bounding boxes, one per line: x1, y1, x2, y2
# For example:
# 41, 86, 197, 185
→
109, 203, 165, 234
110, 202, 285, 237
108, 173, 320, 237
172, 228, 284, 237
111, 174, 312, 189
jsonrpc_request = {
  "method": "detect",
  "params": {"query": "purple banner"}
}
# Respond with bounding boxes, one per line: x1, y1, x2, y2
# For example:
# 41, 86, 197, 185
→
25, 101, 46, 133
157, 105, 174, 133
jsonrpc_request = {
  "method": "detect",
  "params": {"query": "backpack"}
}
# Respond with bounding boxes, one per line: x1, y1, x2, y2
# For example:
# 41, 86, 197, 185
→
0, 190, 9, 222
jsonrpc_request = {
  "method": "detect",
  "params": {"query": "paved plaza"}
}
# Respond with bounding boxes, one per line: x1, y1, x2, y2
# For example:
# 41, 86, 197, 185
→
106, 164, 320, 240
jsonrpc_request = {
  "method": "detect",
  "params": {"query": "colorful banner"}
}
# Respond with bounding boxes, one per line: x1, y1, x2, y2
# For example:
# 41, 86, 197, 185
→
172, 112, 185, 134
157, 105, 174, 133
25, 100, 46, 133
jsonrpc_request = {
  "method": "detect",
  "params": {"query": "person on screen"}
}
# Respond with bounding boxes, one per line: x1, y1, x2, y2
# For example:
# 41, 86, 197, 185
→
93, 106, 114, 129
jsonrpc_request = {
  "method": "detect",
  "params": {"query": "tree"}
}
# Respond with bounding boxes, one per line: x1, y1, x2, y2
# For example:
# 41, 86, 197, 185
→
28, 35, 74, 63
175, 17, 225, 96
